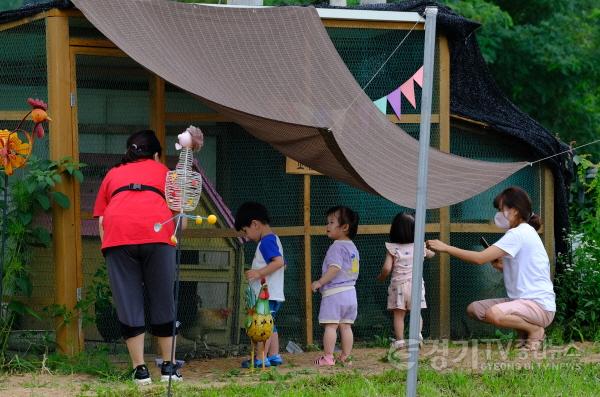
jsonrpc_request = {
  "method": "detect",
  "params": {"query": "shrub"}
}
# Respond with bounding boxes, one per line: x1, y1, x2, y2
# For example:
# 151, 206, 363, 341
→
552, 154, 600, 342
554, 235, 600, 342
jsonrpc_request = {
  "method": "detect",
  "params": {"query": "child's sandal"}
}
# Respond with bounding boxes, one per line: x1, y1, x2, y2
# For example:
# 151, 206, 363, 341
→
314, 355, 335, 366
391, 340, 405, 350
337, 354, 353, 367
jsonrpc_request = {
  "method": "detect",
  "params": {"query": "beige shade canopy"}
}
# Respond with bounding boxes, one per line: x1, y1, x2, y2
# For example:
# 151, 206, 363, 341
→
72, 0, 526, 209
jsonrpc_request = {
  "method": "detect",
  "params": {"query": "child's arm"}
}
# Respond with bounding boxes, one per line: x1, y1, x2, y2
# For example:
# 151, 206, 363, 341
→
245, 256, 284, 281
377, 252, 393, 281
311, 265, 340, 292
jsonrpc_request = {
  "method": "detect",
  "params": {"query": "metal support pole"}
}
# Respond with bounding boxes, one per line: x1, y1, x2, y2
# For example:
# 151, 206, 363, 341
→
0, 174, 7, 319
406, 7, 438, 397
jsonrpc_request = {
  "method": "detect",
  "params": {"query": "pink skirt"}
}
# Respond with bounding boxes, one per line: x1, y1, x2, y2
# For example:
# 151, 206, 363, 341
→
387, 280, 427, 310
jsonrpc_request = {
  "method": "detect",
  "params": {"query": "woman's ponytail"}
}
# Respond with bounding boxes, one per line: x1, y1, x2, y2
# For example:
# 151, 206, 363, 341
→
528, 212, 543, 231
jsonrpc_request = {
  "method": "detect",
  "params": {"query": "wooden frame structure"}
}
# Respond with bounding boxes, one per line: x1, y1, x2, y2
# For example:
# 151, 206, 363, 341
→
1, 7, 555, 353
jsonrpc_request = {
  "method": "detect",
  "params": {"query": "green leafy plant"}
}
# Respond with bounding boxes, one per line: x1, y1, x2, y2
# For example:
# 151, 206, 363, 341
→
304, 343, 321, 352
554, 235, 600, 342
0, 155, 84, 369
367, 333, 393, 348
43, 261, 120, 345
551, 154, 600, 342
570, 154, 600, 240
77, 263, 121, 343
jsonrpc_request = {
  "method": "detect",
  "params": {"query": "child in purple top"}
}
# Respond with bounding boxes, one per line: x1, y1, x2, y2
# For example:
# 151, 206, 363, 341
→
311, 206, 359, 366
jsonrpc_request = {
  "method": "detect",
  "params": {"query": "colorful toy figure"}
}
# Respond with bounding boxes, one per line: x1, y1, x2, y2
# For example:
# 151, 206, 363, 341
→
153, 125, 216, 235
0, 98, 50, 175
244, 278, 274, 370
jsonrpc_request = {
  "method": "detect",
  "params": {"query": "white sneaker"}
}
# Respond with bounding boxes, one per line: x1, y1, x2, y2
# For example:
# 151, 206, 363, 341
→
132, 364, 152, 386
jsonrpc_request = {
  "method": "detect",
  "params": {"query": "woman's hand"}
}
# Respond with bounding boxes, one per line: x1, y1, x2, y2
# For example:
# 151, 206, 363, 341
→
98, 216, 104, 243
491, 258, 504, 272
311, 280, 322, 292
426, 239, 449, 253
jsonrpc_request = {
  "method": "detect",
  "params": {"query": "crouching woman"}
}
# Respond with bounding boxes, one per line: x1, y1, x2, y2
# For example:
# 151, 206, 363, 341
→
427, 186, 555, 350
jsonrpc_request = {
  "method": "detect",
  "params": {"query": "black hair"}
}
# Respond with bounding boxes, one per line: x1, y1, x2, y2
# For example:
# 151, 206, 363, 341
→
234, 202, 271, 231
326, 206, 359, 239
389, 212, 415, 244
119, 130, 162, 166
494, 186, 542, 231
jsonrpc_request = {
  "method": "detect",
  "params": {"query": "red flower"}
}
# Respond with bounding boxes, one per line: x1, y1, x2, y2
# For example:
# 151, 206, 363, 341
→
34, 124, 45, 139
0, 129, 31, 175
27, 98, 48, 110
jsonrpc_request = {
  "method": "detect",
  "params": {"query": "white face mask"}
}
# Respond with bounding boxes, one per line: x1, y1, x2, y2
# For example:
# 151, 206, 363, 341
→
494, 211, 510, 230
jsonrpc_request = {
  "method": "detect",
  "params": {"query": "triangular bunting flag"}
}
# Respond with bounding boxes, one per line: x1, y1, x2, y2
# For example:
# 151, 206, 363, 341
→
413, 66, 424, 87
400, 78, 416, 108
387, 87, 401, 119
373, 96, 387, 114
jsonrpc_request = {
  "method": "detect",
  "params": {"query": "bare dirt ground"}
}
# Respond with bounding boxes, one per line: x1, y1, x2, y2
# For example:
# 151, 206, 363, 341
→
1, 342, 598, 396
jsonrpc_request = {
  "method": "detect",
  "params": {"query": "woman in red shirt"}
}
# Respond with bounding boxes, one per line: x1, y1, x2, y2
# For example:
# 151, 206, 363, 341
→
94, 130, 181, 384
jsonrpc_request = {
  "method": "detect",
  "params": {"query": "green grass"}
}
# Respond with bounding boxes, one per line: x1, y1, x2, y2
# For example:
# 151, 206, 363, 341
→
2, 344, 599, 396
88, 364, 600, 397
2, 345, 127, 381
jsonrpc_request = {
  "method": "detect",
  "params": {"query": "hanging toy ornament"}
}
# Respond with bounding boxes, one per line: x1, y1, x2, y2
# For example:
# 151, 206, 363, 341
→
165, 126, 204, 212
153, 125, 218, 233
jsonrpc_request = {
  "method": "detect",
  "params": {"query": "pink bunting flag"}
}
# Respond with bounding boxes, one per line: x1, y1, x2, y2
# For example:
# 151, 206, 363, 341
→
387, 87, 402, 119
413, 66, 424, 87
400, 78, 416, 108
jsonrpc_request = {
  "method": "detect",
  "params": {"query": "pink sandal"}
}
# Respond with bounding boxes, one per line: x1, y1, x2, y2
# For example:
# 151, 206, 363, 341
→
337, 354, 353, 367
314, 355, 335, 366
521, 328, 545, 352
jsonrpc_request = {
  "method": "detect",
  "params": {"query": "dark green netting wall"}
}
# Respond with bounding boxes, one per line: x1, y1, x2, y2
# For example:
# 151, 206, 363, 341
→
0, 20, 54, 334
0, 16, 544, 357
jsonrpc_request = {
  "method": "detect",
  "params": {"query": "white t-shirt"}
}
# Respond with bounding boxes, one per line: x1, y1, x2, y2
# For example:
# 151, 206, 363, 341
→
250, 234, 285, 302
493, 223, 556, 311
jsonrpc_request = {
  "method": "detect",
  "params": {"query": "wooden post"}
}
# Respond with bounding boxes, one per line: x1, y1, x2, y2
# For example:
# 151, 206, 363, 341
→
149, 74, 166, 162
149, 74, 165, 355
303, 174, 313, 345
47, 14, 83, 355
437, 35, 451, 339
542, 166, 555, 275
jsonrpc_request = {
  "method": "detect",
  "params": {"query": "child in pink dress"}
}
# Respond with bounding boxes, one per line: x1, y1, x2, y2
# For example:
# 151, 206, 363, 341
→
377, 213, 435, 349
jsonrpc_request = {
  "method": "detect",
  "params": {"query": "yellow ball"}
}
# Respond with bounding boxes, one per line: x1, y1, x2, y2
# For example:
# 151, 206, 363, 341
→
170, 235, 178, 244
195, 216, 203, 225
207, 214, 217, 225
